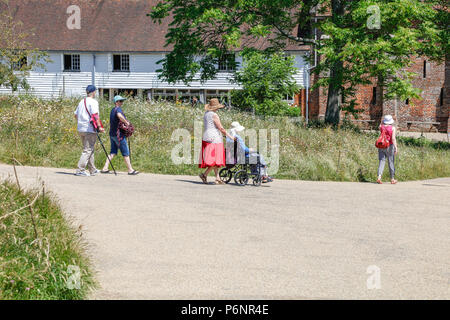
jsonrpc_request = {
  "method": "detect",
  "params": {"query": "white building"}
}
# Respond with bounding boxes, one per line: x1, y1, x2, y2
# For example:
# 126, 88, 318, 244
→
1, 0, 309, 105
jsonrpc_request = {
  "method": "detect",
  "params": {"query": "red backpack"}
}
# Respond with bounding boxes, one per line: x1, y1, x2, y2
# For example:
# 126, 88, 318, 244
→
84, 99, 103, 132
375, 127, 390, 149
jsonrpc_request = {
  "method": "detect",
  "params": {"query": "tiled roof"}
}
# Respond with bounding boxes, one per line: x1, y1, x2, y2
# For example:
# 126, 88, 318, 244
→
3, 0, 309, 52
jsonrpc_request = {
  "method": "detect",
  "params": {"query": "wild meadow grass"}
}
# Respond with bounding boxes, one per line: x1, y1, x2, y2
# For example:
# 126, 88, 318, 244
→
0, 94, 449, 182
0, 179, 96, 299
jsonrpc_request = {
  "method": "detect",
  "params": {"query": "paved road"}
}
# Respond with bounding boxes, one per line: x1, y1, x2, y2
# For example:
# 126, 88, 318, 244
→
1, 164, 449, 299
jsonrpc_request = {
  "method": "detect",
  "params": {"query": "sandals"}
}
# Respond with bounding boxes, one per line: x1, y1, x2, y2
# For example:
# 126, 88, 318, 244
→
199, 173, 208, 184
262, 176, 274, 183
101, 170, 110, 174
376, 179, 397, 184
128, 170, 140, 176
214, 180, 225, 185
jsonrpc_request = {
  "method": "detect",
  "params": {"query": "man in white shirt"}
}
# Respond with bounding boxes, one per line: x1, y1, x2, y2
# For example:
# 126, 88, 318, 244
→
74, 85, 104, 176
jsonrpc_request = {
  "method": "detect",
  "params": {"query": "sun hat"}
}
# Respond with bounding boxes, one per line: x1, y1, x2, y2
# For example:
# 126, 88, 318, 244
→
113, 95, 127, 103
383, 115, 395, 125
205, 98, 224, 111
231, 121, 245, 132
86, 85, 96, 94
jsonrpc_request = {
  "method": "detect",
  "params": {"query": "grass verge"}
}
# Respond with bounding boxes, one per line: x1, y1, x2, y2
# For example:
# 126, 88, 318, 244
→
0, 178, 96, 299
0, 94, 449, 182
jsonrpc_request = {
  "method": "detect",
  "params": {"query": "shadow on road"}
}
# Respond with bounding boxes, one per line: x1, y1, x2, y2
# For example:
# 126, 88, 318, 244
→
176, 179, 211, 185
176, 179, 271, 188
55, 171, 76, 176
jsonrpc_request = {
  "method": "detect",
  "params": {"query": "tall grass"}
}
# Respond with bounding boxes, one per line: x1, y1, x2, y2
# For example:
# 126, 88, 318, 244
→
0, 94, 449, 182
0, 179, 96, 299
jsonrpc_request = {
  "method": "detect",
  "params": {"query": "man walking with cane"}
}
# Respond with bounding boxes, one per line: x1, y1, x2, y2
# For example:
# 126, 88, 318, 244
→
74, 85, 104, 176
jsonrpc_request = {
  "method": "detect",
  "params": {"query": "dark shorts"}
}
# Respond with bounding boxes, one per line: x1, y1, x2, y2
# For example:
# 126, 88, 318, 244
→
110, 136, 130, 157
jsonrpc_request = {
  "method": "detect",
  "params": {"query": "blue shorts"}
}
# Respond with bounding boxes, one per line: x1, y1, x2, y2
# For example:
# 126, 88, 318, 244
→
110, 136, 130, 157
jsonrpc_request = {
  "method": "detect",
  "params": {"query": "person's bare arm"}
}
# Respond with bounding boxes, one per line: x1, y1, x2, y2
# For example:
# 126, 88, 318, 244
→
213, 114, 235, 140
93, 114, 105, 133
117, 112, 129, 125
392, 127, 398, 154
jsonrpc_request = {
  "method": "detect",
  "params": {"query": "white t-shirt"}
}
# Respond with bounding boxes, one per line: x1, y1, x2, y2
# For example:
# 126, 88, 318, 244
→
74, 97, 99, 133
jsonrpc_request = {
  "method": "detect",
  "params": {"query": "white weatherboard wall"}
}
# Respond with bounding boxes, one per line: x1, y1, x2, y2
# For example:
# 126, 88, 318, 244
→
0, 52, 308, 99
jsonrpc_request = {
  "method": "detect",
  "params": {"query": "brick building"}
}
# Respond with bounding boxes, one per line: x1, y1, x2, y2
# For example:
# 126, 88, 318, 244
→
300, 4, 449, 133
305, 57, 449, 133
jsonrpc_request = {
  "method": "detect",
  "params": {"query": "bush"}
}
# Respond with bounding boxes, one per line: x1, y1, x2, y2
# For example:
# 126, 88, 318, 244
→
231, 51, 301, 116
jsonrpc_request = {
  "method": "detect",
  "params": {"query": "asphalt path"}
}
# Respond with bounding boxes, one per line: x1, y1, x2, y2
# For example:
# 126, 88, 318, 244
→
1, 164, 448, 299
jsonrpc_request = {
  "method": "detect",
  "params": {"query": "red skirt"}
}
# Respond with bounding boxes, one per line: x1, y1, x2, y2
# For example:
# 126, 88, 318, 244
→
199, 140, 225, 168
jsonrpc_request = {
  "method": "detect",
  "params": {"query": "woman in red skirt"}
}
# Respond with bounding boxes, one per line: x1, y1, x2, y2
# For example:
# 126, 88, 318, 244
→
199, 98, 236, 184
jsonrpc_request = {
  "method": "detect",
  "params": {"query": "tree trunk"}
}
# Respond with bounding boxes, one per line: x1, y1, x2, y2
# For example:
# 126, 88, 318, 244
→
324, 0, 345, 126
325, 59, 343, 125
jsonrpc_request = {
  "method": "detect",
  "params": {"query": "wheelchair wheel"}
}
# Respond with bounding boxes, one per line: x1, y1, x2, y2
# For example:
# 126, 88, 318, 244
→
219, 168, 232, 184
234, 170, 249, 186
253, 175, 262, 187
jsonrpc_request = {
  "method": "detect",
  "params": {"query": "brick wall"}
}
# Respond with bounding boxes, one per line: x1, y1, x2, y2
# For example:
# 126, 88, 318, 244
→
307, 58, 449, 133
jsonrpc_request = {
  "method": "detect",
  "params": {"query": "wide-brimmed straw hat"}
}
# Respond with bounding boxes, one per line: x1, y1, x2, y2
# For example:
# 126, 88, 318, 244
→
205, 98, 225, 111
383, 115, 395, 125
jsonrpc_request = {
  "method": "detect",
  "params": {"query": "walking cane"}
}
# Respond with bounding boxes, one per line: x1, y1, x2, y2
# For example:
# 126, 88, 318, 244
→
128, 137, 132, 163
96, 132, 117, 176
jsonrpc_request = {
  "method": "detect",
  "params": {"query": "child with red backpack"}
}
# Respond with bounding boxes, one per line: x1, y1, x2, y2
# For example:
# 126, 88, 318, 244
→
375, 115, 398, 184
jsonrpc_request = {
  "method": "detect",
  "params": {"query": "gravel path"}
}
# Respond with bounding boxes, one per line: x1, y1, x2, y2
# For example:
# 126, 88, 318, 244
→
1, 164, 449, 300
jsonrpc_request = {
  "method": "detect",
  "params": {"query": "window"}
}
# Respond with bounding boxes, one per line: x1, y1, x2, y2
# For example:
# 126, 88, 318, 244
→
64, 54, 80, 71
371, 87, 377, 104
440, 88, 444, 107
218, 54, 235, 72
102, 89, 110, 101
297, 21, 312, 40
423, 60, 427, 78
12, 56, 27, 71
113, 54, 130, 72
405, 98, 409, 105
284, 94, 295, 104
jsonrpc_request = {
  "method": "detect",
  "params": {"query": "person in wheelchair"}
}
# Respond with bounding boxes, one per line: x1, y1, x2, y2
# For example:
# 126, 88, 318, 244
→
226, 122, 273, 183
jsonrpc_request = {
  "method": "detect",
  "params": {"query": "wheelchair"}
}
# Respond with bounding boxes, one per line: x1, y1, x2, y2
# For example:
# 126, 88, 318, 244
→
219, 140, 263, 187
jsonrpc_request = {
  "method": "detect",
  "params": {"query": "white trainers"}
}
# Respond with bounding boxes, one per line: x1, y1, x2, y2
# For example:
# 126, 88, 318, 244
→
75, 171, 90, 177
90, 169, 100, 176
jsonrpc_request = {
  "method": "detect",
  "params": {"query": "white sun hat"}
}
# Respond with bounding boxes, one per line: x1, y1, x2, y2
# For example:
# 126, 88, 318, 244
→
383, 115, 395, 125
231, 121, 245, 132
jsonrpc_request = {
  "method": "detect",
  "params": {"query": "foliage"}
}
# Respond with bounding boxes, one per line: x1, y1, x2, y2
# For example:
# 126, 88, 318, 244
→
149, 0, 319, 84
149, 0, 448, 125
0, 0, 49, 91
0, 180, 96, 299
314, 0, 448, 107
0, 95, 449, 183
231, 51, 301, 116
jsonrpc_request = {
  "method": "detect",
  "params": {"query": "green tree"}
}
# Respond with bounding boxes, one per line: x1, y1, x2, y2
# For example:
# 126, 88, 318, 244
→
0, 0, 48, 91
232, 51, 300, 116
317, 0, 447, 123
149, 0, 447, 125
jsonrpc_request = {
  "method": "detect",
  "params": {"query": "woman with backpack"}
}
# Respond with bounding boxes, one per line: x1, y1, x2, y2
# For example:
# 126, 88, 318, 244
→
377, 115, 398, 184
